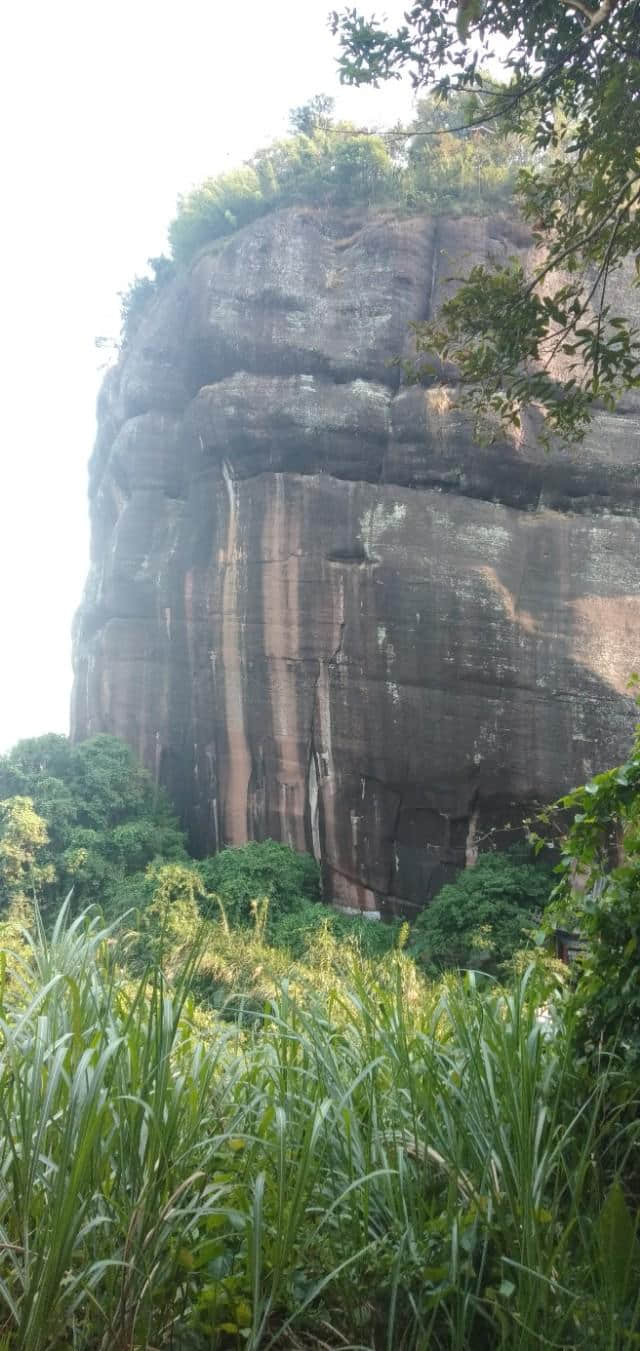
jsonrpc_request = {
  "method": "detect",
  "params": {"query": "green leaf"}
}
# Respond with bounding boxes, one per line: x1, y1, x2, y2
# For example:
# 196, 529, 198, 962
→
598, 1180, 640, 1303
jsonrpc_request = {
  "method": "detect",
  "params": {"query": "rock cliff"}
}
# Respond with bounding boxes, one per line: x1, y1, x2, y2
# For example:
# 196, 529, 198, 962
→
72, 207, 640, 915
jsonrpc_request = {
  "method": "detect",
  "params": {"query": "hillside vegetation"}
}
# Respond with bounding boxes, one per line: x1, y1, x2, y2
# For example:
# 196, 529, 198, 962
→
1, 727, 640, 1347
0, 733, 551, 976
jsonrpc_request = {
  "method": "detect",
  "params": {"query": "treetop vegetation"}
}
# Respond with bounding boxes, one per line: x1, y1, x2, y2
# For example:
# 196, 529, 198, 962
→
0, 732, 187, 921
119, 89, 525, 344
332, 0, 640, 442
167, 92, 522, 268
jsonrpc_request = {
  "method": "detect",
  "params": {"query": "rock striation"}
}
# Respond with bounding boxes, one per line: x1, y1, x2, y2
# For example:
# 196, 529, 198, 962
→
72, 208, 640, 915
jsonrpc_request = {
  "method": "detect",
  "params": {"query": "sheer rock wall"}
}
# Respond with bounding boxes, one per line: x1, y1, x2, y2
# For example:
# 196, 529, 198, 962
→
72, 208, 640, 914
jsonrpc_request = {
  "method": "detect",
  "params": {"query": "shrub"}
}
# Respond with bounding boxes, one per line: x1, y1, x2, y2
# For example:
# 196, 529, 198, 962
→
409, 848, 554, 974
268, 896, 403, 960
541, 728, 640, 1068
197, 839, 320, 930
119, 254, 175, 346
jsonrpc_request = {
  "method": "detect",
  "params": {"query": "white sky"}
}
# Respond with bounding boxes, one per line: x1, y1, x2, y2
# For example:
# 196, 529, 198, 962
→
0, 0, 414, 753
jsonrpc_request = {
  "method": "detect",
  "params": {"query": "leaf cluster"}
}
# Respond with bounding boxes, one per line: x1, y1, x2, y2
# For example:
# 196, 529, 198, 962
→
538, 716, 640, 1066
332, 0, 640, 441
409, 847, 555, 973
0, 733, 186, 921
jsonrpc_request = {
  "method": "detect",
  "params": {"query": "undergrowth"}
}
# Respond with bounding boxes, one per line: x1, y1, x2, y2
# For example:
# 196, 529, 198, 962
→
0, 901, 638, 1350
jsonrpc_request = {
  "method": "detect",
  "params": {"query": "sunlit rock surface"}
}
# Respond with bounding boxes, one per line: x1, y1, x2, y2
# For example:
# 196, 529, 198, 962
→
72, 208, 640, 915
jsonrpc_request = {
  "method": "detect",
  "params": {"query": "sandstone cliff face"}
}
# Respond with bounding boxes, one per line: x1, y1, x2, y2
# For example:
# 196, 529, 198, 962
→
72, 208, 640, 915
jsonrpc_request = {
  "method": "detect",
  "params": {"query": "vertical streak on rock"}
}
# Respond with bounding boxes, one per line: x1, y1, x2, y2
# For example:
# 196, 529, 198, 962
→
313, 567, 346, 873
426, 217, 440, 319
262, 474, 306, 850
221, 462, 251, 844
465, 808, 479, 867
307, 734, 321, 862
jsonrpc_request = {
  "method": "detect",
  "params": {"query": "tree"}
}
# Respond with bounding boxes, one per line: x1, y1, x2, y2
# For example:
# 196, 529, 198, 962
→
288, 93, 335, 137
537, 724, 640, 1066
197, 839, 320, 930
0, 734, 186, 920
402, 90, 525, 212
0, 796, 54, 907
331, 0, 640, 444
408, 849, 554, 973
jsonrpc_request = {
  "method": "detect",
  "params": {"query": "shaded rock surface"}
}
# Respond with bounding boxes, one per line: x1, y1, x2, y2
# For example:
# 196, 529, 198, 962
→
72, 208, 640, 915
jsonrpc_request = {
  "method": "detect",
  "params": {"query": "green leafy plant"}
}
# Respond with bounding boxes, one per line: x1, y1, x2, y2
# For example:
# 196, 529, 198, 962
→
197, 839, 320, 930
539, 724, 640, 1067
0, 733, 186, 921
409, 848, 554, 974
332, 0, 640, 444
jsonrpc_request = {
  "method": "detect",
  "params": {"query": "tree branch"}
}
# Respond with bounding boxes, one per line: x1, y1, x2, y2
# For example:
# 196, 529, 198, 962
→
557, 0, 618, 27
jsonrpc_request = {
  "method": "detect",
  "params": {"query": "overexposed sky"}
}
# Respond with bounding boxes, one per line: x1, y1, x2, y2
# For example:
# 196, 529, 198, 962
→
0, 0, 413, 753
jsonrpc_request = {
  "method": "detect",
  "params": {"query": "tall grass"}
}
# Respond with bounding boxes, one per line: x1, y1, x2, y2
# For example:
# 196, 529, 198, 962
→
0, 904, 638, 1349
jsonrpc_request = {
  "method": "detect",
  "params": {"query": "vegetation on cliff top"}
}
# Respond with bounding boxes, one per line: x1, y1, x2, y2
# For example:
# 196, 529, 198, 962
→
168, 92, 522, 263
122, 0, 640, 441
333, 0, 640, 444
120, 90, 525, 343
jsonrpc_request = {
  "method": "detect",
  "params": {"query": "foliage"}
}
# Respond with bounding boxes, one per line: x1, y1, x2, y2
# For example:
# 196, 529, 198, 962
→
332, 0, 640, 444
268, 896, 403, 961
0, 796, 55, 906
402, 89, 526, 214
288, 93, 336, 137
538, 722, 640, 1068
197, 839, 320, 930
168, 124, 396, 266
195, 840, 405, 961
409, 848, 554, 974
165, 91, 528, 269
119, 253, 175, 346
0, 733, 186, 920
0, 900, 638, 1348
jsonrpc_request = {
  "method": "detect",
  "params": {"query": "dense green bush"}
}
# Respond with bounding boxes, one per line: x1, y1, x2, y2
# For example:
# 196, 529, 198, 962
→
196, 840, 404, 959
0, 733, 186, 920
197, 838, 320, 929
268, 895, 402, 960
409, 848, 554, 974
541, 728, 640, 1068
